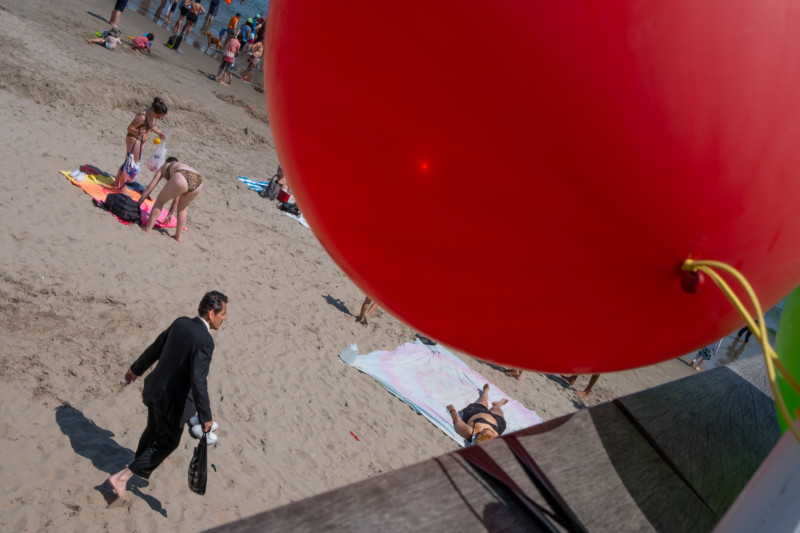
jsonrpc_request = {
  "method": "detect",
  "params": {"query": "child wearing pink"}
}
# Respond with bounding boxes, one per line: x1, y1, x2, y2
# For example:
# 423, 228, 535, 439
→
215, 37, 240, 84
132, 34, 154, 54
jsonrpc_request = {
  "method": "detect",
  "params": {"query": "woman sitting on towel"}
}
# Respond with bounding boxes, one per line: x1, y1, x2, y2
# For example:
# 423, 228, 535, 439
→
137, 157, 203, 242
447, 384, 508, 444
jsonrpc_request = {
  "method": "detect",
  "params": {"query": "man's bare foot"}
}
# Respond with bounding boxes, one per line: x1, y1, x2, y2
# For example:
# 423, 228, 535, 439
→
107, 474, 127, 500
504, 369, 522, 380
492, 399, 508, 407
482, 383, 490, 394
575, 390, 589, 397
173, 234, 182, 242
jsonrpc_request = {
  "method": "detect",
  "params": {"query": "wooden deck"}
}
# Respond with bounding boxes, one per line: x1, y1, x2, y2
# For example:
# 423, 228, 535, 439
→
208, 357, 780, 532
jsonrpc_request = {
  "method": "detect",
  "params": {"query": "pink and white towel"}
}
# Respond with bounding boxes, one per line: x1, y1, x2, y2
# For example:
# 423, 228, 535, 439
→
340, 340, 542, 446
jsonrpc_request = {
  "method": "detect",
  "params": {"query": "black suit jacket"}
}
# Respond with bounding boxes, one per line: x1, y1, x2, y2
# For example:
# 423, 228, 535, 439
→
130, 316, 214, 428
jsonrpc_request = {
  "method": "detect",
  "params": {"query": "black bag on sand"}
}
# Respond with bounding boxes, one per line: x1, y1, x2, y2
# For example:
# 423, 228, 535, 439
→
278, 201, 301, 217
259, 178, 281, 200
103, 193, 142, 224
188, 433, 208, 495
166, 34, 183, 50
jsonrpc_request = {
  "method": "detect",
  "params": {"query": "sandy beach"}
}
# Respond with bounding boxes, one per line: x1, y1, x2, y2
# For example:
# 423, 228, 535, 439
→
0, 1, 718, 530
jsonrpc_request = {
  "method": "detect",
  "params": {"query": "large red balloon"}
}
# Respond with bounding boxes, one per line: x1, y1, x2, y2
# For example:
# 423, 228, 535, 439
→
265, 1, 800, 372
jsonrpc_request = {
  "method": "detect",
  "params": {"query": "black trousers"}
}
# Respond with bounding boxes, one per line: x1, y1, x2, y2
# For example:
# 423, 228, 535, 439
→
128, 405, 183, 479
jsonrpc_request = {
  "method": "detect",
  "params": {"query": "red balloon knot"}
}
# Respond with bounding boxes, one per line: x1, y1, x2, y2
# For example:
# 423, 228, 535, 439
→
680, 270, 706, 294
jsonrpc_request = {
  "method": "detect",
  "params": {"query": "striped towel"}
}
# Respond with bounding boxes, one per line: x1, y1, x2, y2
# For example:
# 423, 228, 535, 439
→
237, 176, 269, 192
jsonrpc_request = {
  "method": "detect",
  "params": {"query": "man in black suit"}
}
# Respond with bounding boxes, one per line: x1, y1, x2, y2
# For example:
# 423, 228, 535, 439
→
107, 291, 228, 502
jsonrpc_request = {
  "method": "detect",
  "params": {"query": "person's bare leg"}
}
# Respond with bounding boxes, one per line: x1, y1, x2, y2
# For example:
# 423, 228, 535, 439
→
489, 398, 508, 418
575, 374, 600, 397
362, 302, 378, 324
166, 198, 178, 221
111, 136, 139, 189
478, 383, 491, 408
181, 21, 195, 37
561, 375, 578, 387
145, 175, 187, 233
144, 204, 164, 233
154, 0, 169, 20
694, 361, 704, 371
107, 467, 134, 500
356, 297, 372, 322
109, 9, 122, 28
172, 15, 186, 33
173, 183, 202, 242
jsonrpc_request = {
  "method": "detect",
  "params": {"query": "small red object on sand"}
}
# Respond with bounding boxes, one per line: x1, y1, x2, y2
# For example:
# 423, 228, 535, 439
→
349, 431, 360, 442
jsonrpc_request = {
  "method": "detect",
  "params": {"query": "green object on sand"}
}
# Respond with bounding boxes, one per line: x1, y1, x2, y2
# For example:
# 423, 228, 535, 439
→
95, 31, 103, 38
211, 464, 216, 472
774, 285, 800, 433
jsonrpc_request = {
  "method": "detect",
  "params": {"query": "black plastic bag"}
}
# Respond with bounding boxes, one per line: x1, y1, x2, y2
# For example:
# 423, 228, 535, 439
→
188, 433, 208, 495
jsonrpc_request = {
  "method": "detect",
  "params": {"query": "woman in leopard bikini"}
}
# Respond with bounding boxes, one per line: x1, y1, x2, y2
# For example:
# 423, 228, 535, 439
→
112, 97, 168, 190
137, 157, 204, 242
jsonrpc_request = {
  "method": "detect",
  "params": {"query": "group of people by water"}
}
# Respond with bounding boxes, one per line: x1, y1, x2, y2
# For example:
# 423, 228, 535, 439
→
105, 1, 266, 84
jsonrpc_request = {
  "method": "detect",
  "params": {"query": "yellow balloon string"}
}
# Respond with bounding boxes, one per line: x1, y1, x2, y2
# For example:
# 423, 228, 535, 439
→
682, 259, 800, 444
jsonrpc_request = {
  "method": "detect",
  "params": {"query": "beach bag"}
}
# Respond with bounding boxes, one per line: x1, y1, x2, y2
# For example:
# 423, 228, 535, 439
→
188, 433, 208, 495
278, 201, 301, 217
103, 193, 142, 224
259, 177, 281, 200
146, 141, 167, 172
119, 137, 143, 184
167, 34, 183, 50
119, 153, 140, 183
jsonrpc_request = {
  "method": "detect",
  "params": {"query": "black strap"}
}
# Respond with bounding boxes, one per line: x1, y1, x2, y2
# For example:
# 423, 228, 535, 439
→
505, 435, 588, 532
460, 445, 562, 532
460, 438, 587, 532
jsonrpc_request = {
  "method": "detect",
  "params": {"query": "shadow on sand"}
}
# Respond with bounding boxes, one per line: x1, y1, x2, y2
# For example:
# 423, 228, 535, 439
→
55, 403, 166, 516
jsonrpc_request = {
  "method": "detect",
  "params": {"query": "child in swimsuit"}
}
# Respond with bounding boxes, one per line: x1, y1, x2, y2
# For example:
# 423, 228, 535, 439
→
86, 28, 122, 50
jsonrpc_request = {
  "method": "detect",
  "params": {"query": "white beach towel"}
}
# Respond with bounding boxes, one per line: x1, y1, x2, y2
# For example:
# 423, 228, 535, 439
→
340, 340, 542, 446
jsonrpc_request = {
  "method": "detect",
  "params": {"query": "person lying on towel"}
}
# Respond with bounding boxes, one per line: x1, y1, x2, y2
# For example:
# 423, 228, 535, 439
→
446, 383, 508, 444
